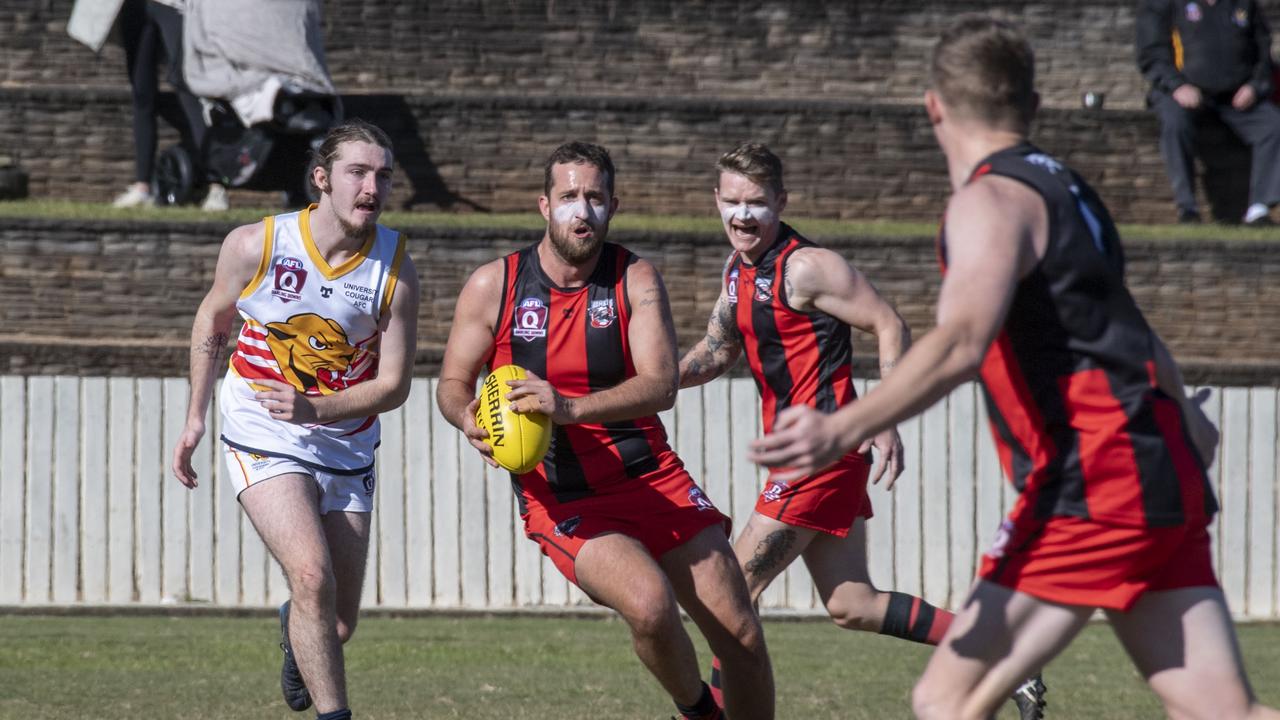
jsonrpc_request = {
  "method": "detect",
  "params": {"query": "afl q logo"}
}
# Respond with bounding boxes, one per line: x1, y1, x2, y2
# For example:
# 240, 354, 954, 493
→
513, 297, 549, 341
278, 270, 300, 293
271, 257, 308, 303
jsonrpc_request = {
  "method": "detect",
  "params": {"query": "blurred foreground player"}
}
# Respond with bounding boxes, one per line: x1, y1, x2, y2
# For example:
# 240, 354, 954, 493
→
750, 16, 1279, 720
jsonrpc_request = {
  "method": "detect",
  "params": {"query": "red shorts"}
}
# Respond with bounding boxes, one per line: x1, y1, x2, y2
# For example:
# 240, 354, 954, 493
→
521, 466, 730, 586
978, 515, 1219, 611
754, 452, 873, 537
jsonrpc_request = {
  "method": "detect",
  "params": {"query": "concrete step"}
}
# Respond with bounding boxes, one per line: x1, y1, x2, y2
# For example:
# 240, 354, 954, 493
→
3, 86, 1256, 223
0, 216, 1274, 384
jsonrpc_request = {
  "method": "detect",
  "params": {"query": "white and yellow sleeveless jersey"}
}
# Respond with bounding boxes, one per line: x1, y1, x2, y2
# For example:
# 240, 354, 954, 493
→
219, 204, 407, 475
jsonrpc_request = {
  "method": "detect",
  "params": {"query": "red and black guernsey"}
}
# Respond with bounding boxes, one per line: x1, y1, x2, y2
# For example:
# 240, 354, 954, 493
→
729, 225, 857, 435
487, 242, 671, 509
940, 142, 1217, 529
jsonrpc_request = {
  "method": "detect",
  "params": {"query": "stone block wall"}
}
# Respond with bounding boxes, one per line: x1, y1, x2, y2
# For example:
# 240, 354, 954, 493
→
0, 0, 1274, 220
0, 87, 1230, 222
0, 217, 1274, 385
7, 0, 1278, 109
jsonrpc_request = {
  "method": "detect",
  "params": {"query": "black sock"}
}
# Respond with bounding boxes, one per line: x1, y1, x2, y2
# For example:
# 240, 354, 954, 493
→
316, 710, 352, 720
675, 681, 718, 716
879, 590, 951, 645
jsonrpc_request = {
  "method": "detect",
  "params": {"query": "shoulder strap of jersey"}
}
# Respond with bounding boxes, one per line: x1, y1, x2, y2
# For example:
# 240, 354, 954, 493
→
496, 246, 527, 333
721, 250, 741, 288
970, 144, 1070, 203
239, 216, 276, 300
377, 232, 408, 321
613, 243, 636, 323
774, 227, 812, 311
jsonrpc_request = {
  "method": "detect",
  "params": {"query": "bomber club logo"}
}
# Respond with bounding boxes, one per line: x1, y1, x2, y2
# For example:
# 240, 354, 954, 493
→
272, 257, 308, 303
554, 515, 582, 537
1024, 153, 1064, 175
688, 486, 715, 512
726, 267, 739, 304
986, 519, 1015, 560
761, 480, 790, 504
589, 299, 616, 329
513, 297, 549, 341
753, 276, 773, 302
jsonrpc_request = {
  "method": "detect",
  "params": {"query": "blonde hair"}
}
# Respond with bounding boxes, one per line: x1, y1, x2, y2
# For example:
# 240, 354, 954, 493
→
716, 142, 784, 196
930, 15, 1036, 133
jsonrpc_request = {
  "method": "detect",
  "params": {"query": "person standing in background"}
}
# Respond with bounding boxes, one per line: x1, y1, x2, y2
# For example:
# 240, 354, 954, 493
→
111, 0, 228, 211
1137, 0, 1280, 224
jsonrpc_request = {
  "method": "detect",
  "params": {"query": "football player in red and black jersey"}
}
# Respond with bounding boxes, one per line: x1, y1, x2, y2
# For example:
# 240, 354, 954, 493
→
437, 142, 774, 720
679, 142, 1046, 719
750, 16, 1278, 720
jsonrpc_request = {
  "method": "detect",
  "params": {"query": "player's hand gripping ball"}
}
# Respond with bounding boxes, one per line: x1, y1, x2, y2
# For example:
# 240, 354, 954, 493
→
475, 364, 552, 474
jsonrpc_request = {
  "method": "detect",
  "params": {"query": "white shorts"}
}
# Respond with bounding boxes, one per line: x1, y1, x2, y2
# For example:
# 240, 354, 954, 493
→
223, 445, 376, 514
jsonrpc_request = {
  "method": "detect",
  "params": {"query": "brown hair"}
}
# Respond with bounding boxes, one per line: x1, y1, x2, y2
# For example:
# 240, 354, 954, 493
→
311, 119, 394, 190
543, 141, 616, 197
715, 142, 784, 196
930, 15, 1036, 133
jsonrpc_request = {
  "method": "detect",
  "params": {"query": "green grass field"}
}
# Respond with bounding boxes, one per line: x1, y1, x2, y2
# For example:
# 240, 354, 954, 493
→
1, 613, 1276, 719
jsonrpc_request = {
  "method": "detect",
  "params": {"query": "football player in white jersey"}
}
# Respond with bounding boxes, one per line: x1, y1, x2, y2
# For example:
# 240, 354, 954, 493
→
172, 119, 420, 720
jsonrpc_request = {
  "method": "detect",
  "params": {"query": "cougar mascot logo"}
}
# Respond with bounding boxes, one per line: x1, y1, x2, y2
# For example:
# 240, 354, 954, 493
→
264, 313, 357, 395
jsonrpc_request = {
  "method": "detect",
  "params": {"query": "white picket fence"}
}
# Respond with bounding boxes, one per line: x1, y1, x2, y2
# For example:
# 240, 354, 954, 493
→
0, 376, 1276, 618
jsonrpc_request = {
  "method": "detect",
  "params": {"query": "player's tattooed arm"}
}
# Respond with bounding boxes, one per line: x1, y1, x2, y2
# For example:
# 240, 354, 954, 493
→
679, 291, 743, 388
193, 331, 229, 363
175, 222, 262, 488
637, 284, 663, 308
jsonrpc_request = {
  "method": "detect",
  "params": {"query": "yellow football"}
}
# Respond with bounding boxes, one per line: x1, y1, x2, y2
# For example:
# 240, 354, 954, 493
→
475, 364, 552, 474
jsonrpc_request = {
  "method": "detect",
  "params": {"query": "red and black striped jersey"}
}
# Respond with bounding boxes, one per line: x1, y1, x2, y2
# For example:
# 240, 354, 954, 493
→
940, 142, 1217, 529
487, 242, 677, 509
729, 226, 858, 435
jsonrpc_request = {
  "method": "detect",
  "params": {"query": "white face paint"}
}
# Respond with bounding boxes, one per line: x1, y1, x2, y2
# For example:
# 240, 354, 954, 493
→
719, 202, 777, 227
553, 197, 610, 224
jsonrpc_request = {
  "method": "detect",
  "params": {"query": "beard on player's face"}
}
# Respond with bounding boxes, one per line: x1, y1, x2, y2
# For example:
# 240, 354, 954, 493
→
548, 215, 607, 264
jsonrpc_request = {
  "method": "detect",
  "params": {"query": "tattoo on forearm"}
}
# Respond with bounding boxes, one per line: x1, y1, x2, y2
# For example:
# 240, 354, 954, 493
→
879, 358, 899, 373
744, 528, 798, 579
706, 297, 740, 358
685, 357, 706, 380
713, 298, 737, 334
195, 332, 228, 361
554, 391, 573, 421
681, 344, 723, 386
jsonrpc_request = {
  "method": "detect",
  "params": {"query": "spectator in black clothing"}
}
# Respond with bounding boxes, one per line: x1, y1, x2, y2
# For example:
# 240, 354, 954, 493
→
112, 0, 227, 210
1137, 0, 1280, 224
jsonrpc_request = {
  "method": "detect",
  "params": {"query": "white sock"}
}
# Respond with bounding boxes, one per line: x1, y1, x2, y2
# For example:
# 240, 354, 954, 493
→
1244, 203, 1269, 223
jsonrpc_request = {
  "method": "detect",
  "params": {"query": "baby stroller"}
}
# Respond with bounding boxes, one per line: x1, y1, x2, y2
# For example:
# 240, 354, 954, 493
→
154, 89, 340, 208
154, 0, 340, 208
